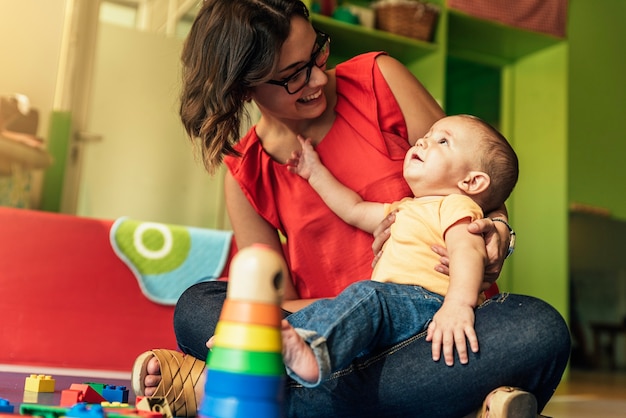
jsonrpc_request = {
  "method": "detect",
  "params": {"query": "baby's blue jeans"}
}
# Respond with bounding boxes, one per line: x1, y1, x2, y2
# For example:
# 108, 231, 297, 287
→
286, 281, 444, 387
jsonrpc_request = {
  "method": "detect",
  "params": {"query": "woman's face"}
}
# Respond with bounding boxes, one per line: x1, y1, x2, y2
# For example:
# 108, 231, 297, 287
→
251, 17, 329, 123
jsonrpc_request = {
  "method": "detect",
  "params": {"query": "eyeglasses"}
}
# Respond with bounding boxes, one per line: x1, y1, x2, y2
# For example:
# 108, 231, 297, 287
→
267, 31, 331, 95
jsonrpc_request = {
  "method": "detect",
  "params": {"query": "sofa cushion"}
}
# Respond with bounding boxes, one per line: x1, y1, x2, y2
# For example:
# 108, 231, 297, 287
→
0, 208, 184, 371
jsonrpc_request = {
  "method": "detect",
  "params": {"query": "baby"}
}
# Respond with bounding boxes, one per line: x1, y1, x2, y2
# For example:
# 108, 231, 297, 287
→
282, 114, 518, 386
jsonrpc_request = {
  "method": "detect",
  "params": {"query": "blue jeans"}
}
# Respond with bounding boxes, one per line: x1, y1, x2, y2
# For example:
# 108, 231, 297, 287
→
285, 281, 444, 387
174, 281, 570, 417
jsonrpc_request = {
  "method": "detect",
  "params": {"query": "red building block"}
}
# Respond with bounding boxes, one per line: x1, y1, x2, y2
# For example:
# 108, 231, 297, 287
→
60, 384, 106, 406
60, 389, 84, 407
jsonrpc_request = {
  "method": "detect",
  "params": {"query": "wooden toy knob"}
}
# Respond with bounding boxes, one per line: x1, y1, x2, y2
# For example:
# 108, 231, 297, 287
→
227, 244, 286, 305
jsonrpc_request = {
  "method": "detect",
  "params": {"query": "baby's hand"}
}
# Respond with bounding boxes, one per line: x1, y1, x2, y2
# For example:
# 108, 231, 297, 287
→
286, 135, 320, 180
285, 150, 304, 175
426, 302, 478, 366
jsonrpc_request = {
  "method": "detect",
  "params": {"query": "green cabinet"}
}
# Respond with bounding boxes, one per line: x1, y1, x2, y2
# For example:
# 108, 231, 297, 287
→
312, 5, 569, 320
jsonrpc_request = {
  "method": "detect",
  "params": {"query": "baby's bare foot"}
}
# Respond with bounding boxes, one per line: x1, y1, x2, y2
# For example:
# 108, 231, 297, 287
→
281, 320, 319, 384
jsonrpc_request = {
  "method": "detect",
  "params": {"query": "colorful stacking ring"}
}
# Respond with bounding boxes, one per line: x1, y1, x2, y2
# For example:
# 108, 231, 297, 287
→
207, 347, 284, 376
204, 369, 285, 401
213, 321, 282, 352
219, 299, 283, 327
200, 395, 282, 418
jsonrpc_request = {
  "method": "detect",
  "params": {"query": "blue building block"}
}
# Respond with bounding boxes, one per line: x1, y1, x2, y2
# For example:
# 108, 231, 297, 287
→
0, 398, 15, 413
102, 385, 129, 403
65, 403, 105, 418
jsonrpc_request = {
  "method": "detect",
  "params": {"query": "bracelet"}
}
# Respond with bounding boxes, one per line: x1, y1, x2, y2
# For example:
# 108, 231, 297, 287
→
491, 217, 516, 258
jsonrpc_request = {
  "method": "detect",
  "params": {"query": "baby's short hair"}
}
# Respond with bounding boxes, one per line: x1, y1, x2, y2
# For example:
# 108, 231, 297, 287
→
459, 115, 519, 213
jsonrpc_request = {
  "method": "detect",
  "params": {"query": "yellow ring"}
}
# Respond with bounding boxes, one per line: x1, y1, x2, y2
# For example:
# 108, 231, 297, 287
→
213, 321, 282, 352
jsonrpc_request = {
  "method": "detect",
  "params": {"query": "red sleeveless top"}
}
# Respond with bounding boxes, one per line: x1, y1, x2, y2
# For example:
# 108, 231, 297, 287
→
225, 52, 414, 298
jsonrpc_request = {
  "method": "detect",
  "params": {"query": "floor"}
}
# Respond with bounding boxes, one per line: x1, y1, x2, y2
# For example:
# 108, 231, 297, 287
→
1, 365, 625, 417
542, 368, 626, 417
0, 365, 133, 410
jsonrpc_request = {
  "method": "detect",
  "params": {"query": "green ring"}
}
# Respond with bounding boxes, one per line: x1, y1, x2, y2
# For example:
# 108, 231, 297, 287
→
207, 347, 284, 376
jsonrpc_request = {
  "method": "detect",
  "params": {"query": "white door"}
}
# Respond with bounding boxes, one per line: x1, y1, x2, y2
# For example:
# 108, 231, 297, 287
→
72, 20, 228, 229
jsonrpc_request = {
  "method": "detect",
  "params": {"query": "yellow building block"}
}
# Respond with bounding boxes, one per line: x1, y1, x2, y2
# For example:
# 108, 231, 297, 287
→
24, 374, 55, 393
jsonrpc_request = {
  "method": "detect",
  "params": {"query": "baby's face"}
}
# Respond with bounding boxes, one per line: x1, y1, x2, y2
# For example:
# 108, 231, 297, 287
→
403, 116, 483, 196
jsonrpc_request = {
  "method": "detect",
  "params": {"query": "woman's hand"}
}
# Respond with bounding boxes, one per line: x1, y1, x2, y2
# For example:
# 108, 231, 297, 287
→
432, 218, 510, 291
471, 218, 508, 281
371, 211, 396, 268
373, 211, 510, 289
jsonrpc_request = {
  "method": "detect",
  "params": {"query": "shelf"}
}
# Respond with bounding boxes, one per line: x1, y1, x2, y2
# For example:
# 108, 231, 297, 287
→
447, 9, 564, 67
311, 13, 438, 65
0, 132, 53, 176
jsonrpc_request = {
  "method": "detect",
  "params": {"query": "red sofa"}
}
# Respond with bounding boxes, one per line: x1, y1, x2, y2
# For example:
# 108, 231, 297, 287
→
0, 207, 235, 372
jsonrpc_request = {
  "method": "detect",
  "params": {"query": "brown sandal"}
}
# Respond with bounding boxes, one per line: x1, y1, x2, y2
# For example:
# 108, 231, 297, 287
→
477, 386, 539, 418
131, 349, 206, 417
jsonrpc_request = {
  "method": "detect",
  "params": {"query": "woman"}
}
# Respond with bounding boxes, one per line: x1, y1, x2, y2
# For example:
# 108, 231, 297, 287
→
133, 1, 570, 416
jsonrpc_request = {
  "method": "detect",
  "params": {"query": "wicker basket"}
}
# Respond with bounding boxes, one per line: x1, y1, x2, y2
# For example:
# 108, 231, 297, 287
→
374, 1, 439, 42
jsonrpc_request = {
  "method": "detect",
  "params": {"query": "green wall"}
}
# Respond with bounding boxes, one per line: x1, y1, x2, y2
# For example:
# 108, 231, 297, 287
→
568, 0, 626, 221
445, 57, 501, 128
509, 44, 569, 317
421, 0, 626, 342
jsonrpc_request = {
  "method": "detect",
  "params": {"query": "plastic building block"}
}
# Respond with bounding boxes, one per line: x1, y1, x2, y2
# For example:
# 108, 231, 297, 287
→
128, 399, 163, 418
84, 382, 106, 395
201, 245, 286, 418
60, 389, 84, 407
60, 384, 106, 406
100, 402, 131, 409
24, 374, 56, 392
135, 396, 172, 418
20, 404, 69, 418
0, 399, 14, 413
70, 384, 107, 403
102, 385, 129, 403
66, 403, 105, 418
20, 403, 145, 418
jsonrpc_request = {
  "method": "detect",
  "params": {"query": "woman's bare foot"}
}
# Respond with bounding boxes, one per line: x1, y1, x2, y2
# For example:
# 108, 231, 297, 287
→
281, 319, 319, 384
143, 354, 206, 400
143, 356, 162, 396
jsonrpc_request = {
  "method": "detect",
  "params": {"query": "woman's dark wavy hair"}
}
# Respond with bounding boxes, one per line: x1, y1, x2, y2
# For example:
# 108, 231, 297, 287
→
180, 0, 309, 173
